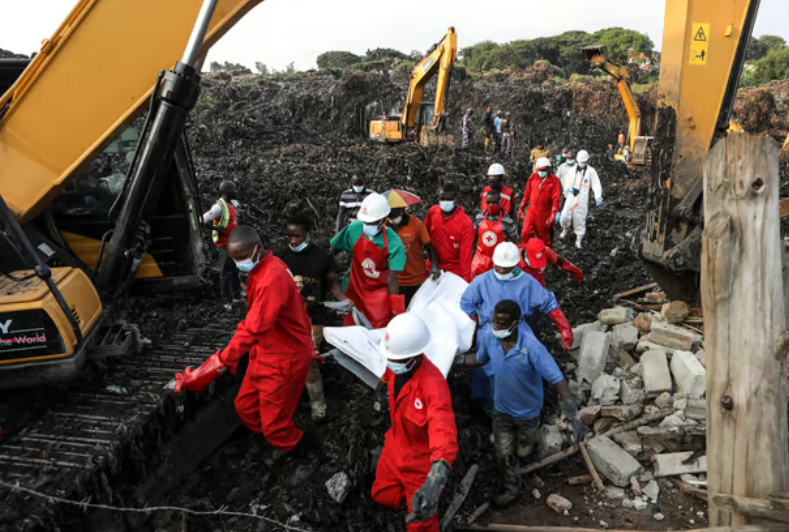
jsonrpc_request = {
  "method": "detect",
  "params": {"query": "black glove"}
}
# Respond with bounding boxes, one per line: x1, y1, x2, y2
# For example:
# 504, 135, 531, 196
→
408, 460, 451, 523
570, 187, 580, 196
560, 397, 586, 444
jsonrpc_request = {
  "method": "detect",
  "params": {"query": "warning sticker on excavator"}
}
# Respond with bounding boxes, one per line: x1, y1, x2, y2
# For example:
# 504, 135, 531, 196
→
689, 23, 710, 65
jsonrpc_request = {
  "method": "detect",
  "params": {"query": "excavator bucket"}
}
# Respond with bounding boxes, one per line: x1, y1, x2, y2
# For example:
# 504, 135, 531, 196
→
581, 45, 608, 66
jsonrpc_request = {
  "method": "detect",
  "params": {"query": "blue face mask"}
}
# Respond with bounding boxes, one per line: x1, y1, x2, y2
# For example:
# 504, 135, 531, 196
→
538, 170, 548, 178
439, 200, 455, 212
387, 361, 409, 375
235, 245, 261, 273
363, 223, 382, 238
289, 238, 309, 253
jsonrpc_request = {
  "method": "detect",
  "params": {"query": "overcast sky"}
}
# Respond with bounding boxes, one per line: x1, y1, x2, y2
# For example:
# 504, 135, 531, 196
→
2, 0, 787, 72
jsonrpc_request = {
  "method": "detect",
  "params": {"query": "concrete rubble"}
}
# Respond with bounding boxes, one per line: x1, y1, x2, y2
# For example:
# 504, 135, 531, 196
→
578, 331, 611, 383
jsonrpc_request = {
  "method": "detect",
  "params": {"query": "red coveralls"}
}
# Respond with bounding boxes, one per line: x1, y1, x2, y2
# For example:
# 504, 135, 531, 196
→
424, 205, 474, 282
480, 185, 514, 217
372, 358, 458, 532
344, 230, 394, 328
517, 244, 558, 287
518, 173, 561, 246
220, 252, 312, 451
470, 211, 505, 279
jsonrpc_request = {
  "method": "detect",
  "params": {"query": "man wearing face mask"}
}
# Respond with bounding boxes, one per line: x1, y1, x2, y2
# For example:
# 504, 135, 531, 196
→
517, 238, 584, 288
530, 141, 551, 173
174, 226, 314, 455
556, 149, 577, 198
372, 313, 457, 532
424, 183, 474, 283
518, 157, 561, 247
336, 173, 375, 234
559, 149, 603, 249
385, 202, 441, 307
275, 214, 350, 421
331, 193, 406, 329
472, 190, 519, 279
480, 163, 513, 218
202, 180, 241, 309
457, 300, 585, 506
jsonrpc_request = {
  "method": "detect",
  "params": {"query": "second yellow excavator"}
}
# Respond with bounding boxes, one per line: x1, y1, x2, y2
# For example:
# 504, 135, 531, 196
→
369, 27, 458, 145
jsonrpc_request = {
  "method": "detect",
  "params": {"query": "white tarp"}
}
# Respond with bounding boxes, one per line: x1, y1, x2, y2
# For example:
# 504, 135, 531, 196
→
324, 272, 475, 380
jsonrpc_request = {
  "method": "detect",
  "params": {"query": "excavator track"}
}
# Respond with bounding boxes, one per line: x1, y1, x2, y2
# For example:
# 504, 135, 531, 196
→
0, 314, 242, 531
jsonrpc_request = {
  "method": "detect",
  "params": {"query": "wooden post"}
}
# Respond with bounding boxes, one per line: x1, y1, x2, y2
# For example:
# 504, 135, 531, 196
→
702, 133, 789, 526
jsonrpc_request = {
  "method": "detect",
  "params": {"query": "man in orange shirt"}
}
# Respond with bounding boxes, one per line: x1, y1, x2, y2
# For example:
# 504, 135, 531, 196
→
386, 206, 441, 307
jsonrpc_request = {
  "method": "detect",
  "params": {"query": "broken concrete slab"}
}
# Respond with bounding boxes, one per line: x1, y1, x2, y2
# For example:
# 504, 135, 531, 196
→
670, 350, 706, 399
538, 424, 565, 458
650, 321, 700, 352
642, 479, 660, 503
659, 414, 686, 427
611, 323, 639, 351
641, 350, 672, 396
630, 362, 643, 376
598, 307, 635, 326
654, 392, 672, 409
546, 493, 573, 514
685, 399, 707, 421
603, 486, 626, 499
571, 321, 605, 352
652, 452, 708, 477
578, 331, 611, 383
591, 374, 620, 406
621, 378, 646, 405
612, 431, 643, 457
694, 349, 706, 368
602, 403, 644, 422
586, 435, 642, 487
617, 350, 637, 370
579, 405, 602, 426
636, 335, 676, 357
672, 393, 688, 410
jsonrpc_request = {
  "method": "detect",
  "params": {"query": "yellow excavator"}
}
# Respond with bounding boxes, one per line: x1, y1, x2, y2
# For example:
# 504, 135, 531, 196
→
369, 27, 458, 145
0, 0, 265, 389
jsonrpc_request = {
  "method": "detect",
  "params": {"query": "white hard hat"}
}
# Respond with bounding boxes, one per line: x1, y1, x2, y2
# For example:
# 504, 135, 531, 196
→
487, 163, 505, 176
536, 157, 552, 170
381, 313, 431, 360
577, 150, 590, 163
493, 242, 520, 268
357, 193, 391, 223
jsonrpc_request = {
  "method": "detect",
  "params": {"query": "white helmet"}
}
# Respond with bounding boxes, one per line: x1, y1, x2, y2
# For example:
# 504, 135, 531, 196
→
381, 313, 431, 360
577, 150, 590, 164
357, 193, 391, 223
487, 163, 505, 176
493, 242, 520, 268
536, 157, 552, 170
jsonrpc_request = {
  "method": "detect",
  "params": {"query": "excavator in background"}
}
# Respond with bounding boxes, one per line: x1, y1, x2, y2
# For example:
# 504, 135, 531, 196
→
369, 27, 458, 145
0, 0, 265, 390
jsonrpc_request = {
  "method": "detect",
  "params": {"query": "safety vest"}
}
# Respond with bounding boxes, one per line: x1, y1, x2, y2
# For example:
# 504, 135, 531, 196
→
212, 198, 237, 247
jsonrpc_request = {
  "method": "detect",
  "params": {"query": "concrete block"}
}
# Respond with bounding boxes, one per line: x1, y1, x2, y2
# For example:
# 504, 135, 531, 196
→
694, 349, 706, 368
546, 493, 573, 514
636, 335, 676, 357
579, 405, 602, 426
621, 378, 646, 405
538, 424, 565, 458
650, 321, 699, 351
652, 452, 707, 477
641, 350, 672, 396
613, 431, 643, 456
642, 479, 660, 503
591, 374, 620, 406
659, 414, 685, 427
598, 307, 635, 326
654, 392, 672, 409
685, 399, 707, 421
672, 393, 688, 410
578, 331, 611, 383
612, 323, 639, 351
617, 350, 637, 370
670, 351, 706, 399
630, 362, 643, 376
602, 403, 643, 422
571, 321, 604, 352
587, 435, 642, 487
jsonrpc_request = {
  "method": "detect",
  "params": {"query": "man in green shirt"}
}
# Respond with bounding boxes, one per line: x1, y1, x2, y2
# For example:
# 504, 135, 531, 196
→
330, 193, 407, 329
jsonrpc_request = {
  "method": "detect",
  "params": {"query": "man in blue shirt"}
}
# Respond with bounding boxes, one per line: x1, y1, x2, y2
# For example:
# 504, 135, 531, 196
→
459, 299, 585, 507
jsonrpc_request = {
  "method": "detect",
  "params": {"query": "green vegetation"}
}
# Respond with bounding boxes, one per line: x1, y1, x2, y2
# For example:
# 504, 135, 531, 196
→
741, 36, 789, 87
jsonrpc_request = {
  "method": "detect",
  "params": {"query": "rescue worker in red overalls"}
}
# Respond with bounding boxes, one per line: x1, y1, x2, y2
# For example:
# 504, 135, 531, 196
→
424, 183, 475, 283
174, 226, 313, 454
331, 193, 406, 328
518, 157, 562, 247
372, 313, 458, 531
471, 190, 519, 278
517, 238, 584, 287
480, 163, 514, 218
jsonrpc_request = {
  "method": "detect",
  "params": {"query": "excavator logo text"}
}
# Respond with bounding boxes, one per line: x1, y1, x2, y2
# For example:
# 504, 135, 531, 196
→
0, 320, 11, 335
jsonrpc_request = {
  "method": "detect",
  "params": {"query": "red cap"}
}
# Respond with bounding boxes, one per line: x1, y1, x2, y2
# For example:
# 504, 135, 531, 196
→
525, 238, 548, 269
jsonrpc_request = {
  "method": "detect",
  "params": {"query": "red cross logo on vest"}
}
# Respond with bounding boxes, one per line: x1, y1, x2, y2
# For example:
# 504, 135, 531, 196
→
362, 258, 381, 278
414, 398, 424, 409
482, 231, 498, 247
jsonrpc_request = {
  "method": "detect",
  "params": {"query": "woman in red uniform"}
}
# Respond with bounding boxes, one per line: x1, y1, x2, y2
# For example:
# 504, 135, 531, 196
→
471, 190, 519, 278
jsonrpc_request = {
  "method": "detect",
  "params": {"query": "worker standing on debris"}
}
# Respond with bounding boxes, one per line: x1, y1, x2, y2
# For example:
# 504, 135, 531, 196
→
385, 201, 441, 307
559, 149, 603, 249
175, 226, 314, 454
472, 190, 519, 278
336, 174, 375, 234
331, 193, 406, 328
480, 163, 514, 218
203, 180, 241, 309
494, 111, 503, 152
556, 149, 577, 197
530, 141, 551, 173
481, 106, 493, 153
518, 238, 583, 287
424, 183, 474, 282
276, 214, 350, 422
372, 313, 458, 531
500, 112, 513, 157
518, 157, 561, 246
461, 242, 573, 404
457, 299, 585, 506
461, 108, 474, 149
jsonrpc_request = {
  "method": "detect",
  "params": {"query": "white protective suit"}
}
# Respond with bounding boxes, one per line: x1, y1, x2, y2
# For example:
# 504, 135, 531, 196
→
556, 161, 577, 197
560, 163, 602, 243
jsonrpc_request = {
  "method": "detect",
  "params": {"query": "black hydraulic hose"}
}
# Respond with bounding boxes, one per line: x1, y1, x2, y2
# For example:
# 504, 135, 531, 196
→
0, 193, 82, 343
91, 229, 113, 279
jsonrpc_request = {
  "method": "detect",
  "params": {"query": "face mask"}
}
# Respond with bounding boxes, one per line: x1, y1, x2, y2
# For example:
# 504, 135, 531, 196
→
289, 238, 309, 253
440, 200, 455, 212
494, 270, 515, 281
235, 245, 261, 273
489, 181, 502, 191
492, 323, 517, 339
567, 159, 576, 165
538, 170, 548, 178
363, 223, 381, 238
388, 216, 403, 225
353, 185, 365, 193
579, 162, 587, 168
387, 361, 410, 375
487, 205, 501, 215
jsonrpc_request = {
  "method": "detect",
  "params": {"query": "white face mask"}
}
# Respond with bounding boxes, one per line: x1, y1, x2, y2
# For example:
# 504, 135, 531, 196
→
492, 322, 517, 339
235, 245, 261, 273
579, 162, 587, 168
388, 216, 403, 225
353, 185, 365, 193
494, 268, 519, 281
363, 223, 381, 238
567, 159, 576, 165
289, 238, 309, 253
439, 200, 455, 212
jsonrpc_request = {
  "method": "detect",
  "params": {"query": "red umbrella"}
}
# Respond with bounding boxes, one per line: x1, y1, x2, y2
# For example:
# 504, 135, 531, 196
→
384, 189, 422, 208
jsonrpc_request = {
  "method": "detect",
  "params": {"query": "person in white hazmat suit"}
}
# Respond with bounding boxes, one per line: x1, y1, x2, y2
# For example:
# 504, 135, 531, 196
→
558, 150, 602, 249
555, 149, 577, 199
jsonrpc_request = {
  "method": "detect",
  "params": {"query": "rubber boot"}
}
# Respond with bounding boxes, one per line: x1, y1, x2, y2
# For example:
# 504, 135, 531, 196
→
575, 234, 584, 249
306, 380, 327, 422
493, 455, 520, 507
559, 227, 568, 239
